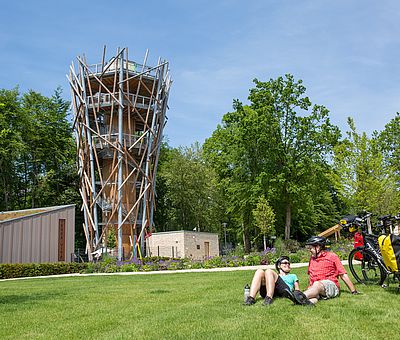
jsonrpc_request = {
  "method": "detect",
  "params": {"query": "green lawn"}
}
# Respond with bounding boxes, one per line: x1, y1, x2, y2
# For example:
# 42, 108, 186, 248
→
1, 267, 399, 339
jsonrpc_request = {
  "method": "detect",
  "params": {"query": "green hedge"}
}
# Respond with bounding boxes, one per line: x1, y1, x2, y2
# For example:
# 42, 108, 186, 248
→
0, 262, 87, 279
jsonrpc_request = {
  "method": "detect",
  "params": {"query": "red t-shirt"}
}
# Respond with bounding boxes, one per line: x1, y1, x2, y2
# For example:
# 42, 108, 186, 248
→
308, 251, 346, 289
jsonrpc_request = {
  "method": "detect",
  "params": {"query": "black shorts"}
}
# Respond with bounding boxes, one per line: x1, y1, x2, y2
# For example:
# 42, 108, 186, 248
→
260, 276, 291, 298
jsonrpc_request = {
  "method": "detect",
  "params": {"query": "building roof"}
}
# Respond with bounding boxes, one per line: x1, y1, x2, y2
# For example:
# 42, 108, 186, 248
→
151, 230, 219, 236
0, 205, 75, 224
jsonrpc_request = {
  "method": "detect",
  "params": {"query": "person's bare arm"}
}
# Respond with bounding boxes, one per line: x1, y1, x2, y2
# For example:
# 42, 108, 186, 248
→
294, 281, 300, 291
339, 273, 358, 294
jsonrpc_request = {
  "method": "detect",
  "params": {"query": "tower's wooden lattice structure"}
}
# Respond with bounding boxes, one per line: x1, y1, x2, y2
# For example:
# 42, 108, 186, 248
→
68, 47, 171, 260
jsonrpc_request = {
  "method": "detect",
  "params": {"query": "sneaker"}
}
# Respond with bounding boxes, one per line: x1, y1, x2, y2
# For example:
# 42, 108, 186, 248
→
263, 296, 273, 305
244, 296, 255, 305
293, 291, 314, 306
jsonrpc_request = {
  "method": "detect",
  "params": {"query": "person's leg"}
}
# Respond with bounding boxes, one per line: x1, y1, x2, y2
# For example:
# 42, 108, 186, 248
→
264, 269, 279, 298
319, 280, 340, 301
304, 281, 325, 304
258, 269, 279, 305
274, 276, 297, 303
249, 269, 266, 298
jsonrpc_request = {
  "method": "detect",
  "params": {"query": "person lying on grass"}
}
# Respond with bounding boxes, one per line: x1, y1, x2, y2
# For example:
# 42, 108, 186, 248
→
294, 236, 359, 306
245, 256, 304, 306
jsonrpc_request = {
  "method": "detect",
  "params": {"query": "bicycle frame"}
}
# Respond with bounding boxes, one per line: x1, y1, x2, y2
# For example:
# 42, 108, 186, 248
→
362, 235, 391, 277
346, 212, 400, 286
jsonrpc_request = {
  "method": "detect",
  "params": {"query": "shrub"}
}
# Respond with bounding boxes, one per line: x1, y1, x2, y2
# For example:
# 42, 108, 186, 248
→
119, 263, 140, 272
328, 239, 354, 260
166, 259, 186, 270
243, 254, 261, 266
227, 244, 245, 257
203, 256, 225, 268
0, 262, 87, 279
0, 238, 355, 279
287, 249, 310, 263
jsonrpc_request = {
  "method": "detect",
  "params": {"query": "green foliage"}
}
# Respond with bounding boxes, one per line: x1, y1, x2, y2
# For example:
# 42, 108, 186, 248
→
328, 238, 355, 260
248, 75, 340, 240
273, 237, 303, 256
156, 142, 224, 233
253, 196, 276, 239
204, 74, 341, 250
0, 88, 26, 210
379, 112, 400, 181
0, 238, 355, 279
119, 263, 141, 272
287, 249, 311, 263
228, 243, 245, 257
332, 118, 400, 216
0, 87, 77, 211
0, 262, 87, 279
0, 87, 84, 247
107, 227, 117, 249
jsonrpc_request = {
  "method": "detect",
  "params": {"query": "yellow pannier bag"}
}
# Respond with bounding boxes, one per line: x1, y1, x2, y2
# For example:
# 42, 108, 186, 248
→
378, 234, 400, 272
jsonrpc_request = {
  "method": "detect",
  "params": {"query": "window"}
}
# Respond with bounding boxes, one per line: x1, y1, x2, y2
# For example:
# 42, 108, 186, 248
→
197, 245, 200, 250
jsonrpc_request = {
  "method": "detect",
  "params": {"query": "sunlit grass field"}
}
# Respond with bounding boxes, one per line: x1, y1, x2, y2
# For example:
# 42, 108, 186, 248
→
1, 267, 399, 339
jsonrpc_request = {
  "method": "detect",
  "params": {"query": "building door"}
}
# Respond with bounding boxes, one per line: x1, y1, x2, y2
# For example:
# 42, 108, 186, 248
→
58, 219, 66, 261
204, 242, 210, 257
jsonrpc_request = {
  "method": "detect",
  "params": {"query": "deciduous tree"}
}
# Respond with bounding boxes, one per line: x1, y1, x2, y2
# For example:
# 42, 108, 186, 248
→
205, 75, 340, 249
253, 196, 275, 250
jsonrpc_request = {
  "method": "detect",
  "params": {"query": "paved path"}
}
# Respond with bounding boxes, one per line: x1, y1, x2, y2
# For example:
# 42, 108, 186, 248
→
0, 260, 349, 282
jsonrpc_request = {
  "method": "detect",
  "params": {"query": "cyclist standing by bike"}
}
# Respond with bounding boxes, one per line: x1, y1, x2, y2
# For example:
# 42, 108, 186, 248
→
295, 236, 359, 305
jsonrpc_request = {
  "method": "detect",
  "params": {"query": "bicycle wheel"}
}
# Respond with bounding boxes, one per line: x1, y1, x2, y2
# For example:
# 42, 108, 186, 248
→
348, 248, 386, 285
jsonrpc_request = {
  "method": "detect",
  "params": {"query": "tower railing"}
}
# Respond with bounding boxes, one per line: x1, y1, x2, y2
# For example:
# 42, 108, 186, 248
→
68, 47, 171, 261
87, 60, 156, 77
87, 92, 153, 110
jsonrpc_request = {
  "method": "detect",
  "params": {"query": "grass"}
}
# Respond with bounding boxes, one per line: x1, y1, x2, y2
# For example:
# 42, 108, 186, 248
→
1, 267, 400, 339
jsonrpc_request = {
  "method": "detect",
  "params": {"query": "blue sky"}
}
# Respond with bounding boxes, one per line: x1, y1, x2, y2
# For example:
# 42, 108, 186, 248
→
1, 0, 399, 147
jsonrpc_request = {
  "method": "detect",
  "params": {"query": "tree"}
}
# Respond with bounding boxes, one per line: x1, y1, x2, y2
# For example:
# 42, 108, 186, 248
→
248, 75, 340, 239
153, 140, 173, 231
156, 143, 223, 233
0, 88, 26, 210
204, 104, 266, 251
205, 75, 340, 249
18, 88, 76, 208
378, 113, 400, 187
332, 118, 400, 216
253, 196, 275, 250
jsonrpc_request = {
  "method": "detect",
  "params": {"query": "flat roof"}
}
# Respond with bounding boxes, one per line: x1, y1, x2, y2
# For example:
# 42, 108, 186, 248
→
0, 205, 75, 224
151, 230, 218, 236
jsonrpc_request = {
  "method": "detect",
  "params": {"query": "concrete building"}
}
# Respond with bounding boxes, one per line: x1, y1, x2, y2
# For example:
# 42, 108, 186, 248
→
0, 205, 75, 264
147, 231, 219, 260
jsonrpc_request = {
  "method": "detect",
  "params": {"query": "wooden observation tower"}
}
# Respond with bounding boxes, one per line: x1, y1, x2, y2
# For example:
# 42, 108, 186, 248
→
68, 47, 171, 260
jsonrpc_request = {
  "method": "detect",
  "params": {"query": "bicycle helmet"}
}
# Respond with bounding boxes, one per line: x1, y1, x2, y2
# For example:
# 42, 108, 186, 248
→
305, 236, 327, 248
275, 256, 290, 272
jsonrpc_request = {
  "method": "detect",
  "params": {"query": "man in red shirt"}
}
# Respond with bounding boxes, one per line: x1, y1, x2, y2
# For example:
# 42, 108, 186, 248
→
301, 236, 359, 305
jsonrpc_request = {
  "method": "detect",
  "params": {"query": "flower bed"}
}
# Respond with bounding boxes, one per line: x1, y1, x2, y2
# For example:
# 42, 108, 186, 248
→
0, 239, 354, 279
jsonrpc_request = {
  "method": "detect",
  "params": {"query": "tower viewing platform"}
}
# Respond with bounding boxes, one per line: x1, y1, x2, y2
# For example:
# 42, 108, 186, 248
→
68, 47, 171, 260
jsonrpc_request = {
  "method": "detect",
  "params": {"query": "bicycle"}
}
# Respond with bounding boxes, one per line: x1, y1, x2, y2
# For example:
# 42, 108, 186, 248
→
341, 212, 400, 288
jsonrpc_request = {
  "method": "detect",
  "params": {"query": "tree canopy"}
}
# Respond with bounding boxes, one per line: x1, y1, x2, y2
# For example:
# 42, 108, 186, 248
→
204, 75, 341, 250
0, 87, 83, 246
2, 74, 399, 253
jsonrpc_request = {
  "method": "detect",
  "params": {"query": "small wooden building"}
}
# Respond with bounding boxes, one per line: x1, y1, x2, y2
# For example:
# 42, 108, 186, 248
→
0, 205, 75, 264
147, 231, 219, 260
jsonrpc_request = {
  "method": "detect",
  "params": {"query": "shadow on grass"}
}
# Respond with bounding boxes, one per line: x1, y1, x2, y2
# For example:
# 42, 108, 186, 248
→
0, 291, 64, 305
384, 286, 400, 295
149, 289, 171, 294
